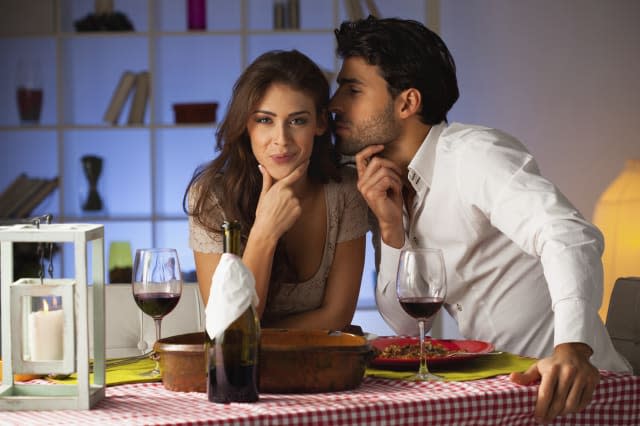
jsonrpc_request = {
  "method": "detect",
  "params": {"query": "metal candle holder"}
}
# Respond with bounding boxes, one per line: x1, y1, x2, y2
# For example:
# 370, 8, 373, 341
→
0, 223, 106, 411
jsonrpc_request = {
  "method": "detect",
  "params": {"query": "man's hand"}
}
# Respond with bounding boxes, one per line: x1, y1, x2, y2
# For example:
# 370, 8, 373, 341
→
510, 343, 599, 424
253, 162, 307, 242
355, 145, 405, 248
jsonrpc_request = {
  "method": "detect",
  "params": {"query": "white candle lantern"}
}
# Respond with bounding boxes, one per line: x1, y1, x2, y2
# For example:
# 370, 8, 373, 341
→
11, 279, 75, 373
0, 223, 106, 411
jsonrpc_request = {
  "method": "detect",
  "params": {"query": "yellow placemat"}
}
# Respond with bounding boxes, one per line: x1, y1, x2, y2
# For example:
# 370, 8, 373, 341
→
366, 352, 536, 382
48, 358, 161, 386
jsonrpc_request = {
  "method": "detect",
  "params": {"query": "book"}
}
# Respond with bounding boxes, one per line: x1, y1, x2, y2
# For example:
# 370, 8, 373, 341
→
273, 0, 286, 29
351, 0, 364, 19
0, 175, 59, 219
13, 177, 59, 218
345, 0, 364, 21
103, 70, 136, 125
4, 178, 45, 218
364, 0, 380, 18
0, 173, 29, 217
127, 71, 150, 125
287, 0, 299, 29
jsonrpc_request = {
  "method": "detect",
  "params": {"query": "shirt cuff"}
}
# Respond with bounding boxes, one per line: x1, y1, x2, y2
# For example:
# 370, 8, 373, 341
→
377, 239, 409, 293
553, 298, 597, 351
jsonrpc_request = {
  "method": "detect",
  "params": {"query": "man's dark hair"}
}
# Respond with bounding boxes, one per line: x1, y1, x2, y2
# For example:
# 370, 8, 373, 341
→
335, 16, 459, 124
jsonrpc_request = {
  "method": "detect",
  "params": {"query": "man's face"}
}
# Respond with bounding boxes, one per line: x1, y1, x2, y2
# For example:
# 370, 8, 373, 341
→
329, 57, 401, 156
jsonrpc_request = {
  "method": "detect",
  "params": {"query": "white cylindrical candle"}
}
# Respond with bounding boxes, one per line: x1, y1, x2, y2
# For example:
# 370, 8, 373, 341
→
28, 302, 64, 361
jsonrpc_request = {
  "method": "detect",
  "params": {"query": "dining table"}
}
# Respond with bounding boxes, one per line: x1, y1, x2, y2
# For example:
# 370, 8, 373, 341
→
1, 369, 638, 425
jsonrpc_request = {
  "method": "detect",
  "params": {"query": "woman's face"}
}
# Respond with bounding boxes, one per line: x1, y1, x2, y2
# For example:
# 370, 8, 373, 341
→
247, 83, 326, 181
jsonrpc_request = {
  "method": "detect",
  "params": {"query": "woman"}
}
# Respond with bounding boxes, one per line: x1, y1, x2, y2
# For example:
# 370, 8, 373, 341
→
184, 50, 368, 330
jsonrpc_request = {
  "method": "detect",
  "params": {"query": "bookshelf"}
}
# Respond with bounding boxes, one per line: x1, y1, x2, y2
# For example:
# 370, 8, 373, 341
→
0, 0, 431, 289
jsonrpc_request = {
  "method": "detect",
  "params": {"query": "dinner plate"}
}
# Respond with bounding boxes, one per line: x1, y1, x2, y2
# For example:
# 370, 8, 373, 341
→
370, 336, 495, 369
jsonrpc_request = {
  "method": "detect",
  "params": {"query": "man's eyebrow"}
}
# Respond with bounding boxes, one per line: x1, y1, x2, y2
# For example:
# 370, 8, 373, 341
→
336, 77, 363, 85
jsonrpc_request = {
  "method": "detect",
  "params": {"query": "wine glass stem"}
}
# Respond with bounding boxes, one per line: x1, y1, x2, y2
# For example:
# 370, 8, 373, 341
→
418, 319, 429, 376
154, 318, 162, 342
153, 318, 162, 372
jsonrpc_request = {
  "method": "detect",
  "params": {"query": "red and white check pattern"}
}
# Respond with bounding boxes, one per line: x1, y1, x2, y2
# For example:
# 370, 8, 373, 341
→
1, 371, 638, 425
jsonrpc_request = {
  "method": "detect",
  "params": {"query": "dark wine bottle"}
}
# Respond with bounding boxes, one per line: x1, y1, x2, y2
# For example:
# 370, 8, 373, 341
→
207, 220, 260, 403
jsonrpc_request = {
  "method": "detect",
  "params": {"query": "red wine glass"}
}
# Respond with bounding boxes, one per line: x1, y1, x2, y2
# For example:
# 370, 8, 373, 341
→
396, 248, 447, 381
132, 248, 183, 376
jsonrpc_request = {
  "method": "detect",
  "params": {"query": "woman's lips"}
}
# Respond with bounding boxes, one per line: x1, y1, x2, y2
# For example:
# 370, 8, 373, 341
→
270, 153, 294, 164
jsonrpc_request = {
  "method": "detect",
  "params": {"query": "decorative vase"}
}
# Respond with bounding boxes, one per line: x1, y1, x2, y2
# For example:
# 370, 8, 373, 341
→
81, 155, 103, 212
187, 0, 206, 30
108, 241, 132, 283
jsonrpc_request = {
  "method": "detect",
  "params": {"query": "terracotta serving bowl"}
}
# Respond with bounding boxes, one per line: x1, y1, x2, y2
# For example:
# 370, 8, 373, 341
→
154, 332, 206, 393
154, 329, 372, 393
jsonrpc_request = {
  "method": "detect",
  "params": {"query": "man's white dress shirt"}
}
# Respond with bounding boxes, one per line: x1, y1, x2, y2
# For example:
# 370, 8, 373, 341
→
376, 121, 631, 372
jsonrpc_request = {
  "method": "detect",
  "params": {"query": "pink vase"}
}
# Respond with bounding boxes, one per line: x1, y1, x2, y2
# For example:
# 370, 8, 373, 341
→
187, 0, 206, 30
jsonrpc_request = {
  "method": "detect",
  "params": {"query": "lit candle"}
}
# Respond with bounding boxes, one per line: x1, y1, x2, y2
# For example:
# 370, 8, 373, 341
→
28, 299, 64, 361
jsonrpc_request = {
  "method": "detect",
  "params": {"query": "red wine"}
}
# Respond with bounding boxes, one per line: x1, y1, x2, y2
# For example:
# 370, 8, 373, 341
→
133, 292, 180, 318
399, 297, 444, 319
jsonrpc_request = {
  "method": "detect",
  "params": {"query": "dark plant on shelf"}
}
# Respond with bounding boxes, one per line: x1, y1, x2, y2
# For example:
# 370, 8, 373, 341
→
74, 12, 134, 32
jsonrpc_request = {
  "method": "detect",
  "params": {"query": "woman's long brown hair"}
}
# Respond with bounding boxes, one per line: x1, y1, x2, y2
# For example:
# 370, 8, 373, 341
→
183, 49, 341, 285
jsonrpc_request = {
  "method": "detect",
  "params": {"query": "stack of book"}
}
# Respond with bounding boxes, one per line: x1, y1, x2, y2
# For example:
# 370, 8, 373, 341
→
273, 0, 299, 30
344, 0, 380, 20
0, 174, 59, 219
103, 70, 150, 125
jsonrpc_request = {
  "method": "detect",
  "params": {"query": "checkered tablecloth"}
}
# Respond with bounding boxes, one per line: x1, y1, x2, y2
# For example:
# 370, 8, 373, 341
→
1, 371, 638, 425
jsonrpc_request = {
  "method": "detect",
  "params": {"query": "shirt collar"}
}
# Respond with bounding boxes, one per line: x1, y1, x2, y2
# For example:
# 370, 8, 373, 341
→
407, 121, 447, 193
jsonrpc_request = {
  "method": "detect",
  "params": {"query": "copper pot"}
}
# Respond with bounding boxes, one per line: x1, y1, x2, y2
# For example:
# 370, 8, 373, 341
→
154, 329, 372, 393
154, 331, 206, 393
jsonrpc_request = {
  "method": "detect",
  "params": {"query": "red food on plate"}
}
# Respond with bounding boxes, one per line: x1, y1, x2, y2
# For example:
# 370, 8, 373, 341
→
370, 336, 494, 369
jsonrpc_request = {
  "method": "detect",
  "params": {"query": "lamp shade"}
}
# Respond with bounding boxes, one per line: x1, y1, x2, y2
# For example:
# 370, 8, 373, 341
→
593, 159, 640, 321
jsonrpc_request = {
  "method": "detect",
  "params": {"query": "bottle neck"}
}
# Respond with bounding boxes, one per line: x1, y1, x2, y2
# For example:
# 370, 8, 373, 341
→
222, 221, 241, 255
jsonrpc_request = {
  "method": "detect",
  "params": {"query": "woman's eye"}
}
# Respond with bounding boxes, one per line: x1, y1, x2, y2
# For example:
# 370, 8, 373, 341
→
255, 116, 271, 124
290, 117, 307, 126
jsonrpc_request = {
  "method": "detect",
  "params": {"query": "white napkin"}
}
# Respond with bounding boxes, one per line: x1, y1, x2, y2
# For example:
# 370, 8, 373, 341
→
205, 253, 259, 340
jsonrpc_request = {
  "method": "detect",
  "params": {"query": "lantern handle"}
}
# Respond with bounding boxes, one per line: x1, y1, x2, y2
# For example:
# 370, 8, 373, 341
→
31, 214, 54, 284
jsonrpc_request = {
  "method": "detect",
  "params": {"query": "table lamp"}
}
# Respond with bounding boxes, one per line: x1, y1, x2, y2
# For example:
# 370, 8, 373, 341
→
593, 159, 640, 321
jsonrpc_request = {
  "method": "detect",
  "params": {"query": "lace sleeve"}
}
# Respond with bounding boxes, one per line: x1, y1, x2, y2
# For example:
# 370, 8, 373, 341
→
187, 184, 224, 253
336, 168, 370, 243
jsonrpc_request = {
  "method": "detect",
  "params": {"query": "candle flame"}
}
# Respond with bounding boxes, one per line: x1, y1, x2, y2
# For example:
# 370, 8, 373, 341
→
42, 299, 49, 312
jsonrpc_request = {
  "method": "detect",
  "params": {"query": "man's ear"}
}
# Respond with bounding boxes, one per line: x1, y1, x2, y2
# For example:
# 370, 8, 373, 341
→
396, 88, 422, 119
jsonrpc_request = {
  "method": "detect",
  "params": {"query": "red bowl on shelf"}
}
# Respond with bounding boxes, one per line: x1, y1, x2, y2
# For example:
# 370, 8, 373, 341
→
172, 102, 218, 124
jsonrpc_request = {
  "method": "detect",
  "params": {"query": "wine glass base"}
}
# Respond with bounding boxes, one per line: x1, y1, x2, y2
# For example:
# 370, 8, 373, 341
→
138, 352, 161, 378
139, 369, 161, 378
411, 371, 444, 381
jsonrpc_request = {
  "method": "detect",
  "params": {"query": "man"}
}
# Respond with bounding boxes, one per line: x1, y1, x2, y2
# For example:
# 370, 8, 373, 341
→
329, 16, 631, 424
